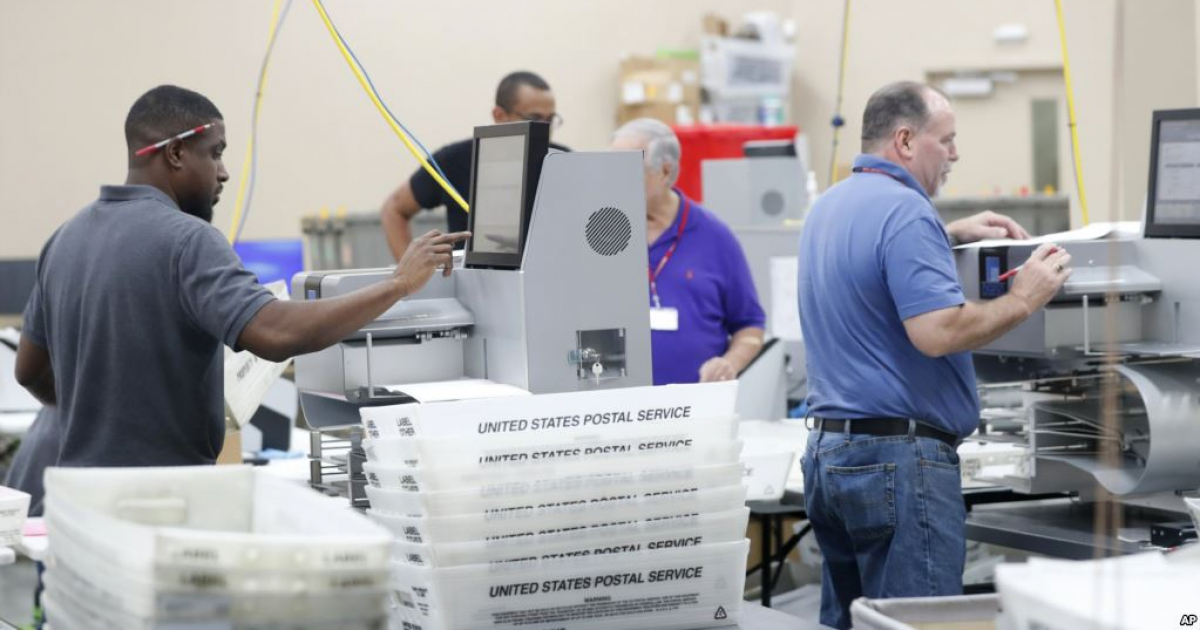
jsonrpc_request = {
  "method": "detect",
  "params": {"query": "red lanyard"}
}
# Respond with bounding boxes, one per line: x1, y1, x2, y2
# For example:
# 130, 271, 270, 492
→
648, 195, 692, 307
853, 166, 906, 184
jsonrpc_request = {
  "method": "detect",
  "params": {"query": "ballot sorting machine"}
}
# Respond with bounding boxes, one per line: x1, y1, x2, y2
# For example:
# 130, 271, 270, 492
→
954, 109, 1200, 520
292, 122, 654, 504
702, 143, 808, 417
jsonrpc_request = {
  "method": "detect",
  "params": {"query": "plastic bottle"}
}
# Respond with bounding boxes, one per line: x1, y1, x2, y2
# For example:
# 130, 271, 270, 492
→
805, 170, 819, 207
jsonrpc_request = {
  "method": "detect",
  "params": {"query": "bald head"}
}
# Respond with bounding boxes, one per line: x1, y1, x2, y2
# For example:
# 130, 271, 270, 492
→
859, 81, 958, 197
861, 82, 946, 154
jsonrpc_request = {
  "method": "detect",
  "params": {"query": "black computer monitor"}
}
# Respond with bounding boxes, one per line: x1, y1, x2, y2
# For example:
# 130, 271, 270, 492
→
743, 139, 796, 158
464, 121, 551, 269
1145, 108, 1200, 238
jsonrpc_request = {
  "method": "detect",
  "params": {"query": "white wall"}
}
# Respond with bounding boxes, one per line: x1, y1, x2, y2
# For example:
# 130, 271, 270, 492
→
788, 0, 1196, 227
0, 0, 793, 257
0, 0, 1195, 259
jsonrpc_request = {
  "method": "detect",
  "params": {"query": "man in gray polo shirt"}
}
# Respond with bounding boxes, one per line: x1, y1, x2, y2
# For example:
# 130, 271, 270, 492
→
14, 85, 467, 468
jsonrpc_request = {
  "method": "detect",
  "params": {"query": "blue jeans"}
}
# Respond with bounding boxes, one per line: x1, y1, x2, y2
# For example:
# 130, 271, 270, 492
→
801, 428, 966, 629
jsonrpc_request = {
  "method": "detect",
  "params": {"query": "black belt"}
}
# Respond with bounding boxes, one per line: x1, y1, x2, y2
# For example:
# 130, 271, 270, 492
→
814, 417, 960, 448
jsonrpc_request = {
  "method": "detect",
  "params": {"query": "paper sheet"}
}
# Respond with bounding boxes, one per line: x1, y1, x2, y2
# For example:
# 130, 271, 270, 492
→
769, 257, 802, 340
223, 281, 291, 429
1187, 497, 1200, 530
0, 412, 38, 436
955, 221, 1142, 250
380, 378, 530, 403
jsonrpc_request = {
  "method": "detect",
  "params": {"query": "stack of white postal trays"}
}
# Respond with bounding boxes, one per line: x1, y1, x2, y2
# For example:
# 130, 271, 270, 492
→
42, 466, 393, 629
361, 381, 750, 630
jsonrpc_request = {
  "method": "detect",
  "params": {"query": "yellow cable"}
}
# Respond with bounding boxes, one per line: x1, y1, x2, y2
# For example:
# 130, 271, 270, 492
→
827, 0, 852, 187
310, 0, 469, 212
1054, 0, 1090, 226
227, 0, 284, 243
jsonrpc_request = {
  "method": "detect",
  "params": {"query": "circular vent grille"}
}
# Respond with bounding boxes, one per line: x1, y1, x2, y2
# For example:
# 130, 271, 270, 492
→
586, 207, 632, 256
761, 190, 785, 216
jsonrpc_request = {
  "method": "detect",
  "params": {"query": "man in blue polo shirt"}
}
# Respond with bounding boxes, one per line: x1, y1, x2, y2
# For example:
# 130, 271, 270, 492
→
612, 119, 765, 385
798, 82, 1073, 628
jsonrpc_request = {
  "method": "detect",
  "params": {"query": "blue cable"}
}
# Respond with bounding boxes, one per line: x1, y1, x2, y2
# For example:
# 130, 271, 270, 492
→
237, 1, 461, 243
235, 0, 295, 243
325, 8, 458, 191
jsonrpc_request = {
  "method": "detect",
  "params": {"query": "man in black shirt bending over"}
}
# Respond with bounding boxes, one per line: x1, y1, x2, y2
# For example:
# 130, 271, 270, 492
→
380, 71, 569, 260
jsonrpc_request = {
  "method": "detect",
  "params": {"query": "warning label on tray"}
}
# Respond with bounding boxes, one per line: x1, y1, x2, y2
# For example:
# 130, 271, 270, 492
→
491, 593, 700, 625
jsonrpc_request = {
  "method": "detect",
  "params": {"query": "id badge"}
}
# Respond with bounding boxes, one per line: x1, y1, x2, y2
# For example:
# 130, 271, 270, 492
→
650, 307, 680, 331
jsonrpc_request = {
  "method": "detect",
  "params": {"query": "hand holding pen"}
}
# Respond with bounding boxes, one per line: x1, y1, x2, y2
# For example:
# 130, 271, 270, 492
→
1007, 243, 1072, 311
999, 245, 1061, 282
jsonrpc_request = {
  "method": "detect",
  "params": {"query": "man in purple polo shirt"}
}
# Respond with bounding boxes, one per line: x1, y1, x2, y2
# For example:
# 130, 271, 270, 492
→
612, 119, 766, 385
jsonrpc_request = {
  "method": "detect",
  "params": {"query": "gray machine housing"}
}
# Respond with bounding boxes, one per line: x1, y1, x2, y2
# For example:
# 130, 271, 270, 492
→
702, 156, 807, 419
702, 156, 808, 225
955, 235, 1200, 501
954, 237, 1200, 359
293, 151, 653, 428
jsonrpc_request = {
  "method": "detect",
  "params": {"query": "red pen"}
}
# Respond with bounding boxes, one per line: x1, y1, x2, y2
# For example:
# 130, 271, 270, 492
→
998, 246, 1059, 282
134, 123, 215, 157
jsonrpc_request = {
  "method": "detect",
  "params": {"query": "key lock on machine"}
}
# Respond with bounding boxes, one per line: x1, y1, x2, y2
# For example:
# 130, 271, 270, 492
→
570, 329, 629, 384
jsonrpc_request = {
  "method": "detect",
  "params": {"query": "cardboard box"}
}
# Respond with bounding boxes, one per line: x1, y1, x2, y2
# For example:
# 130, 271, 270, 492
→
703, 13, 729, 37
619, 56, 702, 108
617, 102, 699, 126
216, 430, 242, 465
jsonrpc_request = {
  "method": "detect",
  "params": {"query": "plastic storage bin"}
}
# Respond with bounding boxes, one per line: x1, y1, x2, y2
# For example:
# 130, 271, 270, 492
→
42, 465, 393, 628
44, 466, 391, 573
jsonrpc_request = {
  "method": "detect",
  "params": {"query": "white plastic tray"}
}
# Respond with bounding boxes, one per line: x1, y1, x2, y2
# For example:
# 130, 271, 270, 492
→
849, 594, 1000, 630
44, 560, 387, 626
43, 466, 392, 574
45, 588, 386, 630
389, 507, 750, 567
362, 415, 737, 468
363, 441, 742, 494
388, 540, 749, 630
368, 485, 746, 545
360, 381, 738, 440
47, 516, 390, 600
364, 462, 743, 518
